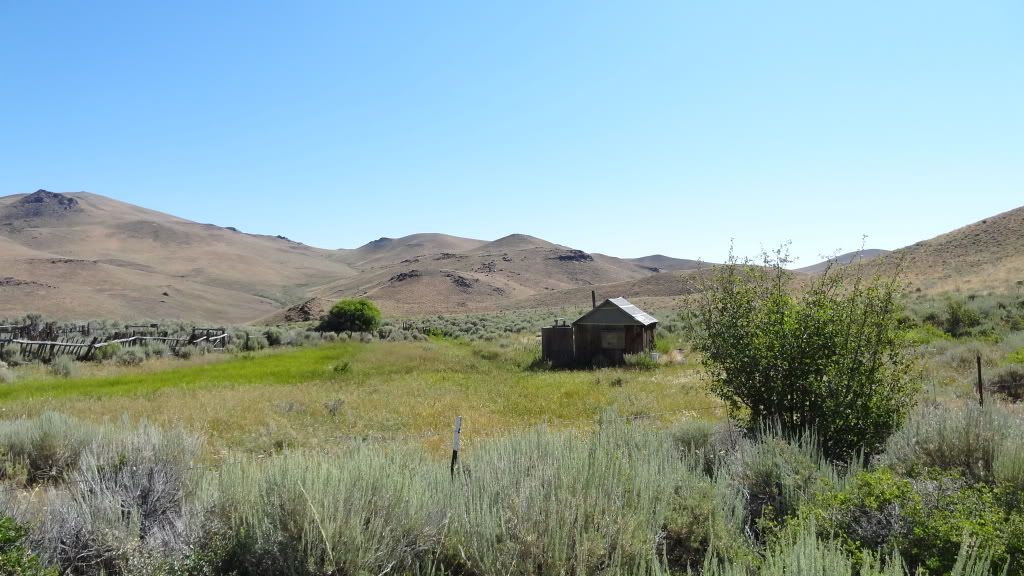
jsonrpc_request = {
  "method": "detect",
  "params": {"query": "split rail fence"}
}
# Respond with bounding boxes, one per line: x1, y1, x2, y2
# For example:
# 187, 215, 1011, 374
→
0, 325, 229, 362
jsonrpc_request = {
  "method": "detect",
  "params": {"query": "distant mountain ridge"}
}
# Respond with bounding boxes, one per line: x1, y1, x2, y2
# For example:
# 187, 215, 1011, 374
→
2, 189, 1020, 322
0, 190, 699, 321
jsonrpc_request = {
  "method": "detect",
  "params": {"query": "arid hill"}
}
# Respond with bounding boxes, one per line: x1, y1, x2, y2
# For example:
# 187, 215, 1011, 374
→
0, 190, 356, 322
870, 206, 1024, 293
0, 190, 695, 322
624, 254, 704, 272
307, 234, 665, 315
3, 190, 1020, 323
796, 249, 890, 274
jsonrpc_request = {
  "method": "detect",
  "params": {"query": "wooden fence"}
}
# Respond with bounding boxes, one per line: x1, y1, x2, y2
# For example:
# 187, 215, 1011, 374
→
0, 327, 229, 362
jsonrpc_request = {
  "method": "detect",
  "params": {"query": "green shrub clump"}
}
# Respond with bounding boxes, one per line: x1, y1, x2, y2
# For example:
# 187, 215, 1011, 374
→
939, 299, 983, 338
693, 248, 917, 461
0, 516, 54, 575
317, 299, 382, 334
804, 468, 1022, 575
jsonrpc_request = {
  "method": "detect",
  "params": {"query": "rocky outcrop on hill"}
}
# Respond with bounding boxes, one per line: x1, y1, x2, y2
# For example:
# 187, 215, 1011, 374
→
0, 190, 81, 221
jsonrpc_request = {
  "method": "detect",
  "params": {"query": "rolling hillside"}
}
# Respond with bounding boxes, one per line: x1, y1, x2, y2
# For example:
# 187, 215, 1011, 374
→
3, 189, 1019, 323
0, 190, 357, 322
308, 233, 666, 315
796, 249, 890, 274
871, 205, 1024, 293
0, 190, 696, 321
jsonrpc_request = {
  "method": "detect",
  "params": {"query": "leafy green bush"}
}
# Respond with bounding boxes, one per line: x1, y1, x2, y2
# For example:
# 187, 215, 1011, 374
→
803, 468, 917, 554
1007, 347, 1024, 365
693, 248, 917, 460
317, 299, 382, 334
904, 324, 951, 346
0, 516, 55, 575
801, 468, 1021, 575
940, 299, 983, 338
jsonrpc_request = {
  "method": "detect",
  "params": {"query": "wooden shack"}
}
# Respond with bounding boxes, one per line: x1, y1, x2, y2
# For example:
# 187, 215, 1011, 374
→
541, 297, 659, 366
572, 297, 658, 365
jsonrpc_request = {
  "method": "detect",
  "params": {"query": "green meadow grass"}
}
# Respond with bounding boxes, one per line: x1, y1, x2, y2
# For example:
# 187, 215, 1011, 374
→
0, 338, 718, 454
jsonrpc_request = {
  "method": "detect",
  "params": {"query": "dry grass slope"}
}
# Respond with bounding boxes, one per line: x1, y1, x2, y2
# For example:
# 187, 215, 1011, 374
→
872, 205, 1024, 293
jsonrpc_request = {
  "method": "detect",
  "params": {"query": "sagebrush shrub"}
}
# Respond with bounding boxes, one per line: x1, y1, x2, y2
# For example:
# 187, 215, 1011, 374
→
0, 413, 98, 485
623, 352, 657, 370
114, 347, 145, 367
210, 446, 445, 576
91, 343, 120, 362
14, 420, 203, 574
881, 403, 1023, 483
263, 327, 284, 347
140, 341, 170, 359
172, 345, 194, 359
722, 428, 841, 540
47, 356, 75, 379
0, 348, 23, 367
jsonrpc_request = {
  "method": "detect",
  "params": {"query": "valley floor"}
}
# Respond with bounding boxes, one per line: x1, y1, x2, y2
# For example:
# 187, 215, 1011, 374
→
0, 337, 717, 455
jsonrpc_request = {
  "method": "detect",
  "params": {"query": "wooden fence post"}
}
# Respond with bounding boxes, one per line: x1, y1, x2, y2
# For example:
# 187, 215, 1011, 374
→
450, 416, 463, 479
976, 354, 984, 407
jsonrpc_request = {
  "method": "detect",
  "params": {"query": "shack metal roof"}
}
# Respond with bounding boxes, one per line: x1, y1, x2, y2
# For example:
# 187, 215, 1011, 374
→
572, 297, 659, 327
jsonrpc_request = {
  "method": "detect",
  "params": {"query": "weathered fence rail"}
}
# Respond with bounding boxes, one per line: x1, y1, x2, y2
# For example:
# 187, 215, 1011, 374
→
0, 328, 229, 362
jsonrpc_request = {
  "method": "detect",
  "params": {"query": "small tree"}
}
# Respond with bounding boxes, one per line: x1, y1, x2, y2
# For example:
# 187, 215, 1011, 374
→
693, 247, 917, 461
318, 298, 382, 334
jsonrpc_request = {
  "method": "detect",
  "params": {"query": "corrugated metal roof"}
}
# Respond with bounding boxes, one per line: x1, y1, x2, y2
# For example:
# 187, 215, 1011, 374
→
573, 297, 659, 326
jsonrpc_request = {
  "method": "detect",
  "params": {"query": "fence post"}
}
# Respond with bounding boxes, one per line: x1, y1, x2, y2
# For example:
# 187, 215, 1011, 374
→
450, 416, 463, 479
976, 354, 984, 407
84, 337, 99, 361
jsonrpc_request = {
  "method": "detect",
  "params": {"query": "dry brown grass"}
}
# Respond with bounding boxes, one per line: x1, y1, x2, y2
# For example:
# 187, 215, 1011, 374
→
871, 205, 1024, 294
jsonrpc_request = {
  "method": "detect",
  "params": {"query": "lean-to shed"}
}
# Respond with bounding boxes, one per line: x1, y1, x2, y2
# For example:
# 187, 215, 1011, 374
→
571, 297, 658, 365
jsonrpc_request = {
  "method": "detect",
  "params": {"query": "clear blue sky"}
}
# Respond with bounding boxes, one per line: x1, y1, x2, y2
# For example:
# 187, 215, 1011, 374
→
1, 1, 1021, 265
